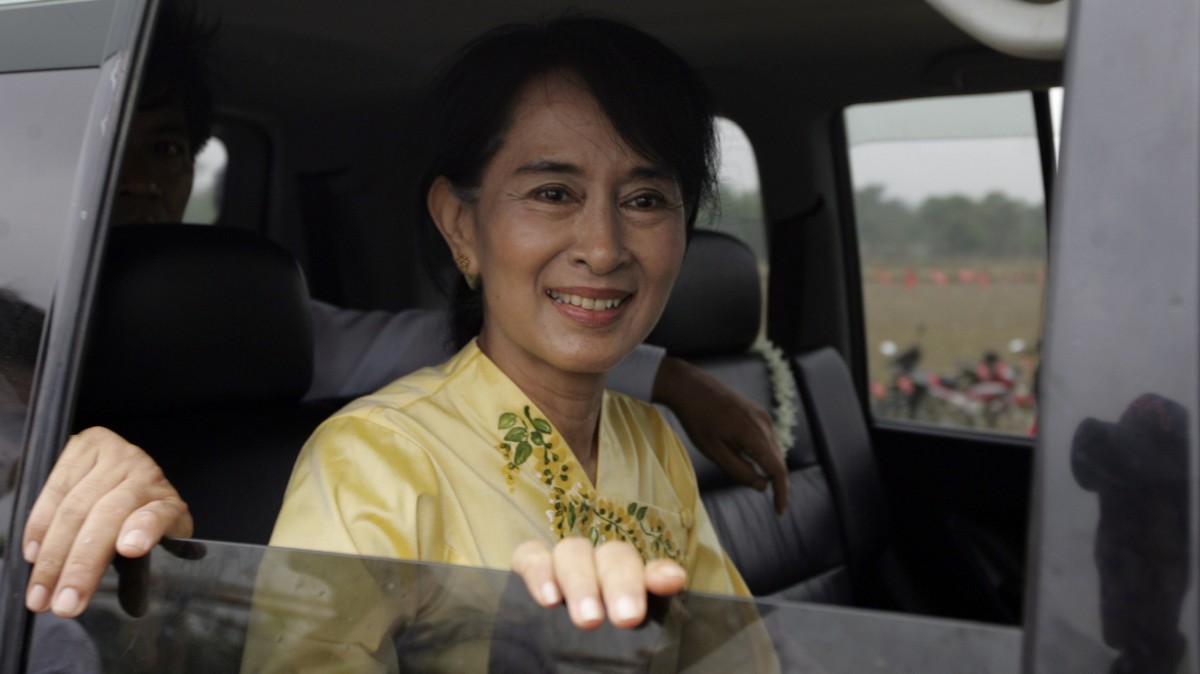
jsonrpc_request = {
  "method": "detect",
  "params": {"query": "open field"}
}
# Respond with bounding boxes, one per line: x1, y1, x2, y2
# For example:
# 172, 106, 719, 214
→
861, 260, 1045, 433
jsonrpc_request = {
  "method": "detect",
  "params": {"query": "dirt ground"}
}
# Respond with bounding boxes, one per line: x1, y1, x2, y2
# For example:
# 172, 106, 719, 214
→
861, 261, 1045, 433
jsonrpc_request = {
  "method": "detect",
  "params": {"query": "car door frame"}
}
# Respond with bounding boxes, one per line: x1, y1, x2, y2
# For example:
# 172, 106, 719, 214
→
0, 0, 154, 670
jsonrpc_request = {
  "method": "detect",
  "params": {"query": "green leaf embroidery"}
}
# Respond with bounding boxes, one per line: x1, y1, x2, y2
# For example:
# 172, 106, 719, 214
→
589, 527, 600, 545
627, 502, 637, 516
636, 506, 648, 521
568, 503, 577, 529
514, 441, 533, 466
504, 427, 528, 442
531, 431, 543, 445
499, 412, 518, 429
532, 418, 552, 434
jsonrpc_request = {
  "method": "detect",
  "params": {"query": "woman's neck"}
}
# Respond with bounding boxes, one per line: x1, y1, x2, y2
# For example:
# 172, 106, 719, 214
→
477, 335, 606, 484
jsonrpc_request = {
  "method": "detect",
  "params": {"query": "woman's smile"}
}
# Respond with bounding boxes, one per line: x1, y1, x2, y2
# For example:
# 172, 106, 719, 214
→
547, 288, 633, 327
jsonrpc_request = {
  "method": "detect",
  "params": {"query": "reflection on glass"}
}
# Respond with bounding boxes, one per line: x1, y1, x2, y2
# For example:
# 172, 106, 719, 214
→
70, 540, 1021, 673
0, 290, 44, 553
1071, 394, 1190, 674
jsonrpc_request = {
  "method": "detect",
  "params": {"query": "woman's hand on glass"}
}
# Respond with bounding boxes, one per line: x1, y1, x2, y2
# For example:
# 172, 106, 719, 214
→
22, 426, 192, 617
511, 537, 687, 630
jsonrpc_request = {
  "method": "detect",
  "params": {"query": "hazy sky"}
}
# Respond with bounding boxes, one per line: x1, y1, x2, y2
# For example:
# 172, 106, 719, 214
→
712, 89, 1065, 206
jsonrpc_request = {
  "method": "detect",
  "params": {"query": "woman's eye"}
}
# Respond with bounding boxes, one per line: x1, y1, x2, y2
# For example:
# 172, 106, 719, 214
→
536, 187, 569, 202
628, 194, 663, 209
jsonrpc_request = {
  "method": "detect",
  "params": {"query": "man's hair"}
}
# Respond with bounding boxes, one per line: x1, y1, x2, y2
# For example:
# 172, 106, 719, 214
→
139, 0, 218, 154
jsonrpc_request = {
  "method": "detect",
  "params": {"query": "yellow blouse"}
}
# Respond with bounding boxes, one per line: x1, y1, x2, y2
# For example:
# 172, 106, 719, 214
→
269, 338, 748, 595
246, 340, 769, 672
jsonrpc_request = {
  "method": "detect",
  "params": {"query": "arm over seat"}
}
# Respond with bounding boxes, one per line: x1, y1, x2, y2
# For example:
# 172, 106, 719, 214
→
648, 231, 860, 604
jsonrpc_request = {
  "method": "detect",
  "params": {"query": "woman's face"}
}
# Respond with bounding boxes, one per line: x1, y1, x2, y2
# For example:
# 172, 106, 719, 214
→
443, 73, 687, 379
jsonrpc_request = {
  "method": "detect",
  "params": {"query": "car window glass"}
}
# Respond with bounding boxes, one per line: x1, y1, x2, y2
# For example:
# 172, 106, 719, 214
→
845, 92, 1047, 436
698, 117, 767, 331
181, 136, 227, 224
75, 539, 1021, 672
0, 66, 98, 574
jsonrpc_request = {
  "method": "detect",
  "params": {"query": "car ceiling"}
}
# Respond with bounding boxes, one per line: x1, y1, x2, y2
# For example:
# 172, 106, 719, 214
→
201, 0, 1020, 126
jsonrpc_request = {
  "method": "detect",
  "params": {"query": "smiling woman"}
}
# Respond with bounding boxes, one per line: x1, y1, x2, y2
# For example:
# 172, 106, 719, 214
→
248, 15, 772, 672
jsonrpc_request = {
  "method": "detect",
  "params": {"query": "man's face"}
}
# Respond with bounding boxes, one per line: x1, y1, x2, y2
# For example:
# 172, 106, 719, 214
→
113, 102, 194, 225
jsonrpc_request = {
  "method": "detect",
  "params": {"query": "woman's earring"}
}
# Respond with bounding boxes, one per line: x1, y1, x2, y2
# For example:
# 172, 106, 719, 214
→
456, 253, 480, 291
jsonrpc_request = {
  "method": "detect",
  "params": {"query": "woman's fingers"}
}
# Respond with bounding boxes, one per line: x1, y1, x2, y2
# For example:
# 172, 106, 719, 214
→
553, 537, 604, 629
644, 558, 688, 596
513, 538, 689, 630
512, 539, 560, 606
594, 541, 647, 628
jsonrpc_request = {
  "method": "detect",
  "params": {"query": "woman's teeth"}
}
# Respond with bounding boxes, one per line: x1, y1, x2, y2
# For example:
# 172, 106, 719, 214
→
547, 290, 623, 311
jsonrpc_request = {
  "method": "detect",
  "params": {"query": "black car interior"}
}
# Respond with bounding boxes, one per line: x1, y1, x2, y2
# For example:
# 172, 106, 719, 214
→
69, 0, 1057, 629
75, 225, 333, 544
75, 226, 920, 615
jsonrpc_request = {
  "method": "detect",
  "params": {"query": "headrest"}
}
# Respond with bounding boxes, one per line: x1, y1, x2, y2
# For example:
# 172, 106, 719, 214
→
76, 225, 314, 421
648, 230, 761, 357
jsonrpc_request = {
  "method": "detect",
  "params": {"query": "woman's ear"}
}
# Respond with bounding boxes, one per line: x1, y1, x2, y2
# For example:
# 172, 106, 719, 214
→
428, 176, 478, 272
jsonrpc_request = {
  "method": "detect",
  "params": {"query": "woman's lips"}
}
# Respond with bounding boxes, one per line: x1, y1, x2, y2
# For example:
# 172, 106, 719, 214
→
546, 289, 631, 326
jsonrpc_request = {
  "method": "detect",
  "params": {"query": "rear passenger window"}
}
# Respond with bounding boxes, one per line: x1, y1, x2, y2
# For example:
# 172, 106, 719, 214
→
181, 136, 227, 224
845, 93, 1048, 435
699, 117, 767, 331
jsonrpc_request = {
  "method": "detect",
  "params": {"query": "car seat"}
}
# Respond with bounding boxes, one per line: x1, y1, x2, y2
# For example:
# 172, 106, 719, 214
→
74, 224, 335, 544
648, 230, 864, 604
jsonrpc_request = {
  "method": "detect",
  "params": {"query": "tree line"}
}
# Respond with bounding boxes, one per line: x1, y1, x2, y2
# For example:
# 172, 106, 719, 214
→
697, 183, 1046, 264
853, 184, 1046, 262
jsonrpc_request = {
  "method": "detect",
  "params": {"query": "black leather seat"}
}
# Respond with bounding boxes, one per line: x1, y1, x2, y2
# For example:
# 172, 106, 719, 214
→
795, 347, 892, 604
648, 231, 857, 603
75, 224, 334, 544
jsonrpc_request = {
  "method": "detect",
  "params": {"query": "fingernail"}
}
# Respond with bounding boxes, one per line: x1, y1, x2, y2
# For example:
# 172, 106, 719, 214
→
26, 584, 49, 611
541, 582, 560, 605
578, 597, 603, 623
23, 540, 39, 563
121, 530, 149, 553
611, 596, 639, 623
52, 588, 80, 616
660, 565, 687, 581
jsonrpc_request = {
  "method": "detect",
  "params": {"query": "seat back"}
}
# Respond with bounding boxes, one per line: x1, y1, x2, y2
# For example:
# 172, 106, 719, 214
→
795, 348, 890, 599
648, 231, 855, 603
76, 225, 333, 544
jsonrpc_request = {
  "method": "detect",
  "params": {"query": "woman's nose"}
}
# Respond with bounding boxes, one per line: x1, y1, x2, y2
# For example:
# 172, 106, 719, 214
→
571, 201, 630, 274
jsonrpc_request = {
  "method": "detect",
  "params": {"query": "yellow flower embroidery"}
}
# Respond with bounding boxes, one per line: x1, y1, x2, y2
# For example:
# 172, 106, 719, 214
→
495, 408, 682, 563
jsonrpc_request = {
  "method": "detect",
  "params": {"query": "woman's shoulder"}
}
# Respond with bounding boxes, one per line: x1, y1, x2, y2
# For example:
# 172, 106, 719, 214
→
602, 390, 688, 462
334, 341, 485, 417
603, 389, 668, 428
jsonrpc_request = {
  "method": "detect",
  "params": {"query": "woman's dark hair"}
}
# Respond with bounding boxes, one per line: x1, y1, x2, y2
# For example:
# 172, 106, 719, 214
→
415, 16, 718, 347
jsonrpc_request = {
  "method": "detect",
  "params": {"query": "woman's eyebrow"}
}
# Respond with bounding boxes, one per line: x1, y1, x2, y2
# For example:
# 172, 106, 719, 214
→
628, 165, 676, 183
514, 159, 675, 183
514, 159, 580, 176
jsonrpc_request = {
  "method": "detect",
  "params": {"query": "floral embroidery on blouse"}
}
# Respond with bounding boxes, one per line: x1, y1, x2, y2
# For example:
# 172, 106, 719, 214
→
495, 407, 682, 562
